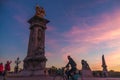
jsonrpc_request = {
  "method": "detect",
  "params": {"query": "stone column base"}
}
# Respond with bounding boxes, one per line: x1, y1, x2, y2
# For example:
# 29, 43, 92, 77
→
81, 69, 93, 78
8, 69, 46, 77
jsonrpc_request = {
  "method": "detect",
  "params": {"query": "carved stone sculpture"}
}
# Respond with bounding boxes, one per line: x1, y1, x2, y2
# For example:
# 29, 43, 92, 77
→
81, 59, 93, 77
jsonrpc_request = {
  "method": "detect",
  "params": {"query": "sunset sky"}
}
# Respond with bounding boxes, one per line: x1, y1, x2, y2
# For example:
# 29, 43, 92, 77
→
0, 0, 120, 71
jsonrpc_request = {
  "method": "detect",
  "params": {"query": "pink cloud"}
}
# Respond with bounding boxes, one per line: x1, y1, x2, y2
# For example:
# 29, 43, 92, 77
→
61, 44, 89, 58
46, 38, 60, 49
63, 10, 120, 46
46, 10, 120, 71
47, 26, 56, 32
13, 15, 26, 25
56, 10, 120, 70
45, 52, 53, 57
62, 52, 72, 63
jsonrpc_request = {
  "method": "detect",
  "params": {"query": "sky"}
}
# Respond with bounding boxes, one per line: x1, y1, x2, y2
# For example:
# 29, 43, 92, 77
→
0, 0, 120, 71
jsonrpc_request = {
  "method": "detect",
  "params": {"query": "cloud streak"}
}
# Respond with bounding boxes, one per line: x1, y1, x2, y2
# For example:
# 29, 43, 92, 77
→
46, 9, 120, 70
63, 9, 120, 46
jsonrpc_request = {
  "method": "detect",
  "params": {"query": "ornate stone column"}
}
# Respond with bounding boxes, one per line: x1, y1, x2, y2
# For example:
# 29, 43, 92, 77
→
23, 5, 49, 75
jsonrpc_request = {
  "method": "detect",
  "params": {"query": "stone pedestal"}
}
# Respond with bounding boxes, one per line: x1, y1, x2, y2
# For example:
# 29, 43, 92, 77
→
23, 55, 47, 76
24, 55, 47, 70
81, 59, 93, 78
81, 70, 93, 78
7, 69, 46, 78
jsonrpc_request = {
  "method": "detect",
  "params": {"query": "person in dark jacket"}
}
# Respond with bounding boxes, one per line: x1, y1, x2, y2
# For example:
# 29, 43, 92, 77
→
65, 55, 77, 79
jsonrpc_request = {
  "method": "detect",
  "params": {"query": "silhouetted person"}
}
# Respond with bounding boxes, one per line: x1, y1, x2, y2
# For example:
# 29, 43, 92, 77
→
65, 55, 77, 80
3, 61, 11, 80
5, 61, 12, 72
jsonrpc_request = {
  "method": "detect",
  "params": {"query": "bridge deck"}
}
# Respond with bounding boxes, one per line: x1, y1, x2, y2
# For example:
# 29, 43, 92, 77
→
0, 76, 120, 80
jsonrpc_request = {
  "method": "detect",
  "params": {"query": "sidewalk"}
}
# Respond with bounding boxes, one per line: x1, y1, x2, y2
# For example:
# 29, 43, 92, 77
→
0, 76, 120, 80
0, 76, 53, 80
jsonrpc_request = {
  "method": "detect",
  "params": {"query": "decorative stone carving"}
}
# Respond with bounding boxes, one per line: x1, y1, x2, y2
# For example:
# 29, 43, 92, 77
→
35, 5, 45, 18
23, 5, 49, 76
81, 60, 91, 70
81, 59, 93, 78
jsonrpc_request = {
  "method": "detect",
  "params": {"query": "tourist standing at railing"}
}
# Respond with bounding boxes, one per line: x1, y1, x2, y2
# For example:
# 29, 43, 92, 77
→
4, 61, 12, 76
5, 61, 12, 72
3, 61, 12, 80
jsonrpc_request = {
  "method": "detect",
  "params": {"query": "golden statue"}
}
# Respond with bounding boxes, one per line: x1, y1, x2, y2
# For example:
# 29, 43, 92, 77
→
35, 5, 45, 18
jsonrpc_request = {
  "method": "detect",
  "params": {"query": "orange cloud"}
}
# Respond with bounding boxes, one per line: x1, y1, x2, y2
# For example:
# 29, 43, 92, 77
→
106, 49, 120, 71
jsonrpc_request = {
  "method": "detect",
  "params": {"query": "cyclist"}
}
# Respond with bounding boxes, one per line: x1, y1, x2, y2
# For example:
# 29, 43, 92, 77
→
65, 55, 77, 80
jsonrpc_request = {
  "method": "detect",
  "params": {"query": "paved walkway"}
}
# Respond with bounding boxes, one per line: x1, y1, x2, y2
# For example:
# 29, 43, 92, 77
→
81, 78, 120, 80
0, 76, 120, 80
0, 76, 53, 80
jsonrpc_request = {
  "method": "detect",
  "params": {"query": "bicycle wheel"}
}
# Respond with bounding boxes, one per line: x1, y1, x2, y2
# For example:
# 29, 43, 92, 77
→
63, 76, 68, 80
53, 75, 63, 80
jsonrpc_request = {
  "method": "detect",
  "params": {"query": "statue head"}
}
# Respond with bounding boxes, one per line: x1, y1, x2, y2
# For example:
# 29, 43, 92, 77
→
81, 59, 85, 64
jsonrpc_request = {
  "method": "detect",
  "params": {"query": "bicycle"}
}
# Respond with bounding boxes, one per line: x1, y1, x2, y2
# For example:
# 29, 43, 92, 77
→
53, 67, 67, 80
53, 67, 80, 80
